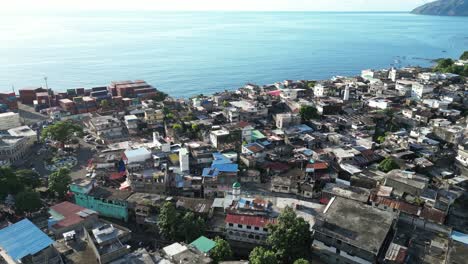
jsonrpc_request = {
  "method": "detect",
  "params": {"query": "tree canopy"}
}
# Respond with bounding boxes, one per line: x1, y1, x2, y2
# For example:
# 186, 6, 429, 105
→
299, 105, 319, 120
157, 201, 178, 240
41, 121, 83, 144
48, 168, 72, 198
378, 157, 400, 173
210, 237, 233, 263
460, 51, 468, 60
15, 190, 42, 213
434, 57, 468, 77
0, 167, 23, 199
15, 169, 41, 189
177, 211, 206, 243
249, 247, 278, 264
152, 91, 168, 102
293, 259, 310, 264
267, 206, 311, 263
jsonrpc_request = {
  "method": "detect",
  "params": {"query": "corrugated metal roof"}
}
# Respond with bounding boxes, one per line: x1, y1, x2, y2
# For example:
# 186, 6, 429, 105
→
0, 219, 54, 261
190, 236, 216, 253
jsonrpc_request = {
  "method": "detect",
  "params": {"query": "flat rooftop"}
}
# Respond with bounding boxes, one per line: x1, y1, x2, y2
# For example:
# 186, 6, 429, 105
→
317, 197, 394, 254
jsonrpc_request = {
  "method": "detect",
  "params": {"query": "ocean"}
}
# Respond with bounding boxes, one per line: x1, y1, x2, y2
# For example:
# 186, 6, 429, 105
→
0, 11, 467, 97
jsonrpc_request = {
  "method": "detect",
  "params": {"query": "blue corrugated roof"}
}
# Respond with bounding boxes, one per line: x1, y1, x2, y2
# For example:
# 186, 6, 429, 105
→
0, 219, 54, 261
212, 152, 232, 165
202, 168, 219, 177
211, 163, 238, 173
452, 231, 468, 245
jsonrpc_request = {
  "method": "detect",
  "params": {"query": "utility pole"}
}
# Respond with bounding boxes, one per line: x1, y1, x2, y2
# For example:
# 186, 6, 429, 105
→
44, 76, 51, 108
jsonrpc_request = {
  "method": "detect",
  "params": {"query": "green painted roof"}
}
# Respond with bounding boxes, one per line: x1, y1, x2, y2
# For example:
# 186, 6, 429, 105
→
233, 182, 241, 188
252, 130, 266, 140
190, 236, 216, 253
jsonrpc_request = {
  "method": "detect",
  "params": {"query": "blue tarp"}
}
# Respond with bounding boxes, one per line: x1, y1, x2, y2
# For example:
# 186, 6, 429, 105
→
0, 219, 54, 261
452, 231, 468, 245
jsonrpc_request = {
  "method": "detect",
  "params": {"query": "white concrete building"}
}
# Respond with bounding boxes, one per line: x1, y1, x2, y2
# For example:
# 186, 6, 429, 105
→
0, 112, 21, 130
179, 147, 190, 172
412, 83, 434, 100
225, 214, 275, 245
8, 126, 37, 146
368, 98, 391, 109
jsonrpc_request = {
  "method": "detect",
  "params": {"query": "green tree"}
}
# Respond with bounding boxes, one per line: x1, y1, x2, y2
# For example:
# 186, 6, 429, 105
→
177, 212, 206, 242
165, 113, 174, 120
16, 169, 41, 189
299, 105, 319, 120
434, 58, 454, 72
0, 167, 23, 199
100, 100, 109, 109
223, 100, 229, 107
378, 157, 400, 173
15, 190, 42, 213
48, 168, 71, 198
267, 206, 311, 263
41, 121, 83, 146
307, 81, 316, 89
158, 201, 178, 240
210, 237, 233, 263
293, 259, 310, 264
172, 124, 183, 132
460, 51, 468, 60
191, 124, 200, 132
249, 247, 278, 264
153, 91, 168, 102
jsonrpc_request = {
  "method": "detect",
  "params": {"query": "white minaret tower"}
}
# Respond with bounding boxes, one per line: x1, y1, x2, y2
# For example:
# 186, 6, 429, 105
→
232, 182, 241, 201
343, 86, 350, 101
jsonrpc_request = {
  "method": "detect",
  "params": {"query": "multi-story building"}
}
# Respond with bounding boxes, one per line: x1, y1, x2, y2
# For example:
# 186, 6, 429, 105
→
87, 116, 124, 140
0, 135, 29, 165
225, 214, 276, 245
411, 82, 434, 100
144, 108, 164, 128
124, 114, 139, 135
70, 179, 132, 222
312, 197, 395, 264
275, 113, 301, 129
8, 125, 37, 146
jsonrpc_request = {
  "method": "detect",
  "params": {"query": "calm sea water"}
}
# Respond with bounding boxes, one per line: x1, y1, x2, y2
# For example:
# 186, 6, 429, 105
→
0, 12, 467, 97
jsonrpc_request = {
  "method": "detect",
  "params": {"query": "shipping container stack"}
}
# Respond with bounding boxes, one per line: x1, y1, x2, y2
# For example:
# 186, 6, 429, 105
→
83, 96, 97, 113
34, 92, 51, 112
90, 86, 111, 102
108, 80, 157, 99
18, 87, 47, 105
73, 97, 87, 114
58, 99, 76, 114
0, 92, 18, 111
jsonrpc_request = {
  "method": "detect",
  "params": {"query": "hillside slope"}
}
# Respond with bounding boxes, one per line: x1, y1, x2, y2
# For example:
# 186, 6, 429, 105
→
411, 0, 468, 16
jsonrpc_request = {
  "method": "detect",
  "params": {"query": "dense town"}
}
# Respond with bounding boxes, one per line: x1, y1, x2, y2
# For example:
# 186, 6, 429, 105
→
0, 53, 467, 264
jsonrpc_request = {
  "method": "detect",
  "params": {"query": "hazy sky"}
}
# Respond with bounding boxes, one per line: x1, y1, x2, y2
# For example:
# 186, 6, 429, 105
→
3, 0, 430, 12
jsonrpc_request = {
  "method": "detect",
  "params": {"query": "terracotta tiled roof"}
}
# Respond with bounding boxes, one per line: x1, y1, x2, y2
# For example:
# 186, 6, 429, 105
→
50, 202, 97, 229
420, 207, 446, 224
225, 214, 275, 228
307, 162, 329, 170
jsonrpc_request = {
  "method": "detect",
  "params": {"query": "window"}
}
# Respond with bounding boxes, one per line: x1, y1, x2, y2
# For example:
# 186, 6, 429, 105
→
238, 224, 243, 228
228, 223, 233, 227
247, 225, 252, 229
254, 227, 260, 231
263, 228, 268, 232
